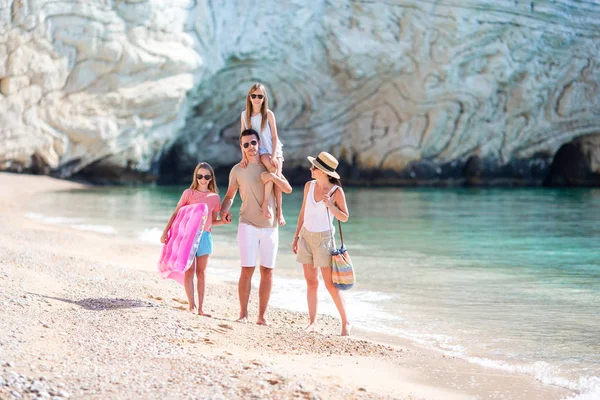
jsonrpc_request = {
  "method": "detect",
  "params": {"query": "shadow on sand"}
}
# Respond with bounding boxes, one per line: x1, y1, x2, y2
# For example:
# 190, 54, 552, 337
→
30, 293, 156, 311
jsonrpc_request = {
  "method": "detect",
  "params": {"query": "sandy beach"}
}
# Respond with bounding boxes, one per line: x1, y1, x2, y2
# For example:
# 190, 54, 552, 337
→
0, 172, 576, 399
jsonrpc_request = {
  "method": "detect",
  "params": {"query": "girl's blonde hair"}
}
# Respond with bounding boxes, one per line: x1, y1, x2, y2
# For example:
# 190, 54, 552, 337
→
190, 162, 218, 194
245, 83, 269, 133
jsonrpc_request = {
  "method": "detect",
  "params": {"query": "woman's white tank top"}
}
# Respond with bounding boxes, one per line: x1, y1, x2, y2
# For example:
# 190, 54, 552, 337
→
303, 180, 338, 233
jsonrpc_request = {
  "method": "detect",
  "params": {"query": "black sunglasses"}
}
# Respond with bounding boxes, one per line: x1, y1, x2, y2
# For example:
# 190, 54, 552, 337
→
242, 140, 258, 148
250, 94, 264, 99
196, 174, 212, 180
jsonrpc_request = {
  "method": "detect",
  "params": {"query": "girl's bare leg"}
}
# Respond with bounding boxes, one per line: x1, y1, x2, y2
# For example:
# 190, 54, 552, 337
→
184, 261, 196, 312
260, 154, 275, 219
195, 255, 211, 317
320, 266, 351, 336
274, 157, 285, 226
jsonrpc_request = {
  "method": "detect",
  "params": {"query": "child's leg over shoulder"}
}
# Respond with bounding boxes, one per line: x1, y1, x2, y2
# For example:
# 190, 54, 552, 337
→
260, 154, 277, 174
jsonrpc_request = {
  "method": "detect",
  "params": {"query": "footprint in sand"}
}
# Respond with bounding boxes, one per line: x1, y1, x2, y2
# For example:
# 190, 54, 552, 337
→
147, 294, 163, 301
172, 298, 188, 305
218, 323, 233, 330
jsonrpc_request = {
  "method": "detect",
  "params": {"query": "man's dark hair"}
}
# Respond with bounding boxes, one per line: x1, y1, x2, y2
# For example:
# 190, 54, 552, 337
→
240, 129, 260, 143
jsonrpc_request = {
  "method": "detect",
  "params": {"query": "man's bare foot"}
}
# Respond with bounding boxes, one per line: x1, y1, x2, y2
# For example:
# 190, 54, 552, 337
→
305, 323, 318, 333
278, 213, 286, 226
256, 318, 271, 326
197, 310, 212, 317
236, 316, 249, 323
341, 323, 352, 336
261, 202, 272, 219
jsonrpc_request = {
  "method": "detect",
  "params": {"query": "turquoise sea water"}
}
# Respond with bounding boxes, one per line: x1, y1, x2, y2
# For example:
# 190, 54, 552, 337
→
27, 185, 600, 398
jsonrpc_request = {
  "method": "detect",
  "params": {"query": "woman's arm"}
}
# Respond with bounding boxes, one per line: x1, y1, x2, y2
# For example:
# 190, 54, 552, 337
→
324, 187, 349, 222
292, 182, 310, 253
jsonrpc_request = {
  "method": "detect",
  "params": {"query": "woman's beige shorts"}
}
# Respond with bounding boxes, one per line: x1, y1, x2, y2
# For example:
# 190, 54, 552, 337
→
296, 227, 335, 267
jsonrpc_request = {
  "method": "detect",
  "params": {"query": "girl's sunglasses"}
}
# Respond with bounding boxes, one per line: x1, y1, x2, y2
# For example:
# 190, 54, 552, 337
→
196, 174, 212, 180
242, 140, 258, 148
250, 94, 264, 99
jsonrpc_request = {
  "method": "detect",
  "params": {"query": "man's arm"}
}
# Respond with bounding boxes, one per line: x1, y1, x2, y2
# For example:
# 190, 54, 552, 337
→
263, 172, 292, 194
220, 181, 239, 222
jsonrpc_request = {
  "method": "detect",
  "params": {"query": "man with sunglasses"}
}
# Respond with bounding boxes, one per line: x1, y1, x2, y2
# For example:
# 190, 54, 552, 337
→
221, 129, 292, 326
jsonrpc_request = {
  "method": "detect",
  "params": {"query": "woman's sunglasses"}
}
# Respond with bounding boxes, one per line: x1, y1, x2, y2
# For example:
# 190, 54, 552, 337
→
242, 140, 258, 148
196, 174, 212, 180
250, 94, 264, 99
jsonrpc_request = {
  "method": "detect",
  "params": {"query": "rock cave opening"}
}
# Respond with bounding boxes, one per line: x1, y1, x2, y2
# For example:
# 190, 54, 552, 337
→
543, 134, 600, 187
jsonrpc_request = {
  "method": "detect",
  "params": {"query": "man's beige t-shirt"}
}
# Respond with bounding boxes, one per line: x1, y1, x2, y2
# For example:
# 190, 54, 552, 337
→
229, 163, 277, 228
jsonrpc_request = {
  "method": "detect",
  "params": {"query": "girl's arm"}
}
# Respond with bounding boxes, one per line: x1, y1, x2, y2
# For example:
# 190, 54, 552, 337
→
161, 190, 190, 243
240, 114, 249, 168
161, 205, 182, 243
292, 182, 311, 254
324, 187, 349, 222
267, 110, 279, 162
211, 211, 227, 227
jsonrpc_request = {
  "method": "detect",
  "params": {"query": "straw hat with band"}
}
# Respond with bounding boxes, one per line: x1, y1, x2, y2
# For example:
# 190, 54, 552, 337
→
307, 152, 340, 179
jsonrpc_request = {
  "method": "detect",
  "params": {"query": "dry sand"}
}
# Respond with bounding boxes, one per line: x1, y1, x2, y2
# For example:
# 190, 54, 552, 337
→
0, 172, 576, 399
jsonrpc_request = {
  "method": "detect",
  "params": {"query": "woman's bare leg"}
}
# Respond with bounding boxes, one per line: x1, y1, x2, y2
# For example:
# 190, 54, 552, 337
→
321, 266, 351, 336
195, 255, 211, 317
303, 264, 319, 333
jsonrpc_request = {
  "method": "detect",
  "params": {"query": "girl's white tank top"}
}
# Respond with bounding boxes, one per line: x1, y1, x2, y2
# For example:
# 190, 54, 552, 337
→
241, 110, 283, 157
303, 180, 338, 233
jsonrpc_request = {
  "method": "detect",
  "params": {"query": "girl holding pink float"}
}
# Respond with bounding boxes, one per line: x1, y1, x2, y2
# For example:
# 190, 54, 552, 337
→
160, 162, 229, 316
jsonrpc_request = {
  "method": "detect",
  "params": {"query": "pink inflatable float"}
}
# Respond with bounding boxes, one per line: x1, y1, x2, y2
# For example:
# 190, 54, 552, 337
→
158, 203, 209, 285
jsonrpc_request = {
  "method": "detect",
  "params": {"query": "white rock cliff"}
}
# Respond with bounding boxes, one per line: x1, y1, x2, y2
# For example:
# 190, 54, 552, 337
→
1, 0, 600, 184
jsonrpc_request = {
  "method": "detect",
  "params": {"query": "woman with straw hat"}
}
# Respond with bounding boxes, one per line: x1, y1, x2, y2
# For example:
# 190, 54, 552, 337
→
292, 152, 351, 336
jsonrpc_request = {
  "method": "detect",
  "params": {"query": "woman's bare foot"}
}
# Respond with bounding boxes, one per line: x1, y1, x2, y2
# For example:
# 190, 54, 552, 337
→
257, 318, 271, 326
305, 323, 318, 333
341, 323, 351, 336
261, 202, 272, 219
278, 213, 286, 226
197, 310, 212, 317
188, 305, 197, 313
236, 316, 249, 323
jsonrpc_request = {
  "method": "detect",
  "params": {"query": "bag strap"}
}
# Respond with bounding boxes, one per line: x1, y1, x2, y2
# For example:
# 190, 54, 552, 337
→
325, 185, 344, 248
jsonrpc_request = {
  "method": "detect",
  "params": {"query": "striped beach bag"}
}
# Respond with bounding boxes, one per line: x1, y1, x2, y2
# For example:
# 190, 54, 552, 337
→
327, 209, 355, 290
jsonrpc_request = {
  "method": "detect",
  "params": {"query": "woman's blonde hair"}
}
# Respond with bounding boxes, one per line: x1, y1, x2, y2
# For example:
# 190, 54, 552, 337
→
190, 162, 218, 193
245, 83, 269, 133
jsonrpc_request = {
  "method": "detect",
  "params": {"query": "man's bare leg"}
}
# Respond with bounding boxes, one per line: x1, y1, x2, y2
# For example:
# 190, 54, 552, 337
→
257, 266, 273, 326
237, 266, 255, 322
